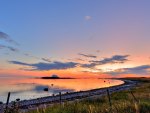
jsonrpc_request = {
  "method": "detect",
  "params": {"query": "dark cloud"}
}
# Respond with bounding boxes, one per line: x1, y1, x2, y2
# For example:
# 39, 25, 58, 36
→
9, 61, 78, 71
9, 61, 30, 66
78, 53, 97, 58
0, 31, 19, 53
0, 31, 19, 45
6, 46, 18, 52
91, 55, 129, 64
0, 44, 18, 52
0, 31, 9, 40
106, 65, 150, 75
81, 55, 129, 68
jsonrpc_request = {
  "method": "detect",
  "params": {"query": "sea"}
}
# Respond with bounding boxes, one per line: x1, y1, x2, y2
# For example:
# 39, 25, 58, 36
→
0, 77, 124, 103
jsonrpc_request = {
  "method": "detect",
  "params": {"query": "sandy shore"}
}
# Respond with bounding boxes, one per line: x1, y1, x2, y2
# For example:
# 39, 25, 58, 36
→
0, 79, 137, 112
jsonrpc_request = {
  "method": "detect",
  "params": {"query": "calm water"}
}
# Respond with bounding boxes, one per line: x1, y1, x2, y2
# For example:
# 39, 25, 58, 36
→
0, 78, 124, 103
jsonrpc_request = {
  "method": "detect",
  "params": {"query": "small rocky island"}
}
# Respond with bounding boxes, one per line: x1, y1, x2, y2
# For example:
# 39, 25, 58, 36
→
41, 74, 73, 79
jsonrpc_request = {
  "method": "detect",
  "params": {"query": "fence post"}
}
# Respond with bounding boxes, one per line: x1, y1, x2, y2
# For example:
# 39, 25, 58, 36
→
130, 90, 138, 102
59, 92, 61, 106
106, 89, 112, 107
130, 90, 139, 113
5, 92, 11, 112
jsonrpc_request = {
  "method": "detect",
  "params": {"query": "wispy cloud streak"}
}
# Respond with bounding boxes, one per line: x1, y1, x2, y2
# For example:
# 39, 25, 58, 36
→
41, 58, 51, 62
78, 53, 97, 58
24, 53, 51, 62
0, 31, 19, 45
0, 44, 18, 52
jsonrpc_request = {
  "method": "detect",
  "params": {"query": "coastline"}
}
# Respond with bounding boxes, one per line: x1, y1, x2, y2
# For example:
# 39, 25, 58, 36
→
0, 79, 137, 112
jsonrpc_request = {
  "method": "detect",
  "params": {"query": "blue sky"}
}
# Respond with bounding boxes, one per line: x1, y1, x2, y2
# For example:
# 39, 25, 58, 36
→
0, 0, 150, 78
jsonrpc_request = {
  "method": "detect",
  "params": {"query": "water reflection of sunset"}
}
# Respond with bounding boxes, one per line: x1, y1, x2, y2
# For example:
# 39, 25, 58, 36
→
0, 78, 124, 102
0, 78, 124, 91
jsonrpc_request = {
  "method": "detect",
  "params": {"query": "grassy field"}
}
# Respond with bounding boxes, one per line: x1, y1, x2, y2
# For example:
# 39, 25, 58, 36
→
7, 78, 150, 113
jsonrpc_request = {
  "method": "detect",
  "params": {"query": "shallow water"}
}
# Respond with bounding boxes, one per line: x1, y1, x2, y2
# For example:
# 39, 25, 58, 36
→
0, 78, 124, 103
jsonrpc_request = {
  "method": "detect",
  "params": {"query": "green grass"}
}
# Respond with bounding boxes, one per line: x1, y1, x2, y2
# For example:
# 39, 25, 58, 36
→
24, 78, 150, 113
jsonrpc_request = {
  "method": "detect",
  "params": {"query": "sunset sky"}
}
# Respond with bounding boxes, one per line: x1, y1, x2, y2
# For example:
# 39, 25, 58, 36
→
0, 0, 150, 78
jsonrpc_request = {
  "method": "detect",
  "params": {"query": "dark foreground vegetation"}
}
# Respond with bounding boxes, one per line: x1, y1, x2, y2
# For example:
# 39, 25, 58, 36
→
5, 77, 150, 113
